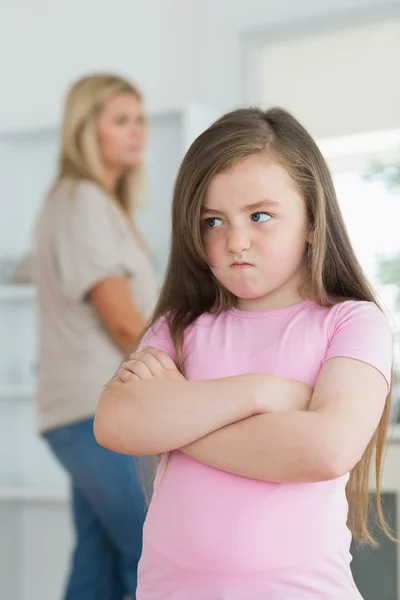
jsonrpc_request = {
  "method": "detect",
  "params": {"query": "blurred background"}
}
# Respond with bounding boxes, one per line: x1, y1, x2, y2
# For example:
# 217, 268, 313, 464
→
1, 1, 400, 599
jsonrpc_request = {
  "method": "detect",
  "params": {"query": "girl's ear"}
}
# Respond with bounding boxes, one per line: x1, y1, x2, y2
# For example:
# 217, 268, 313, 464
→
306, 227, 313, 245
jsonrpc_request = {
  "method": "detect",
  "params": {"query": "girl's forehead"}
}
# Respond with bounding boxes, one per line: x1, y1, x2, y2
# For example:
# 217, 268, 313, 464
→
203, 157, 300, 209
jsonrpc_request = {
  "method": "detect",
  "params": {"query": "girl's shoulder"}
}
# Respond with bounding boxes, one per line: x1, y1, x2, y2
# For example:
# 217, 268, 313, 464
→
326, 298, 392, 328
184, 311, 236, 336
322, 299, 394, 359
142, 311, 226, 349
142, 315, 173, 344
306, 298, 393, 342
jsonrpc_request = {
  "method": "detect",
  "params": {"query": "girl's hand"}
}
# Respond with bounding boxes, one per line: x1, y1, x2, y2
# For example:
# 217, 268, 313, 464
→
118, 346, 185, 382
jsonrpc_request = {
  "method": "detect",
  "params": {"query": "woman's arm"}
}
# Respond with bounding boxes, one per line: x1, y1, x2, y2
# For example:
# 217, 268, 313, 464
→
55, 183, 149, 352
94, 348, 311, 456
181, 357, 388, 482
89, 276, 147, 352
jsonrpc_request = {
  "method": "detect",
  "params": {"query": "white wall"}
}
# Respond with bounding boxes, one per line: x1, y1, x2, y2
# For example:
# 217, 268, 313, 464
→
259, 17, 400, 138
0, 0, 200, 131
1, 0, 398, 132
195, 0, 400, 109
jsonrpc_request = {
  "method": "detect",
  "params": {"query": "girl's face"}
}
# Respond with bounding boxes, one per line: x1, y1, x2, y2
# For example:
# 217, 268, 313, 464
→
96, 92, 145, 176
202, 154, 310, 312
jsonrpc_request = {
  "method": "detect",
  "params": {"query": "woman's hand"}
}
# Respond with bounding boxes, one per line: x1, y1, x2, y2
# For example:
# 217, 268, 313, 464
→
118, 346, 185, 382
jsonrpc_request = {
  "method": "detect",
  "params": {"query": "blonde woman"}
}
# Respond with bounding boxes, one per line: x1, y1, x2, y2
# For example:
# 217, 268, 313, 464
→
35, 74, 157, 600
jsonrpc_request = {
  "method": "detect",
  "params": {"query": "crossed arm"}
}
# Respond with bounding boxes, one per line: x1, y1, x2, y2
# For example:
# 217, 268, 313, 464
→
94, 347, 388, 483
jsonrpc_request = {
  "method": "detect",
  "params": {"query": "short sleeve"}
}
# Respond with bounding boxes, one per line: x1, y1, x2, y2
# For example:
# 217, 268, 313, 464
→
324, 301, 394, 392
57, 182, 131, 301
137, 316, 176, 361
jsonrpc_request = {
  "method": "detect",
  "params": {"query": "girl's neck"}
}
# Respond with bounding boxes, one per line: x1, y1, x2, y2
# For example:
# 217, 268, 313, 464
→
236, 275, 307, 313
236, 294, 305, 313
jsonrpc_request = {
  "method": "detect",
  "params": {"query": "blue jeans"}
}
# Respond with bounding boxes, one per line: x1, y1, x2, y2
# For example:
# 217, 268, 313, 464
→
44, 417, 146, 600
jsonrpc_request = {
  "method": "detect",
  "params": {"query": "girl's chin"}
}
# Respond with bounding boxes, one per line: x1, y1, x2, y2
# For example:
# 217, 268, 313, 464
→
227, 285, 268, 300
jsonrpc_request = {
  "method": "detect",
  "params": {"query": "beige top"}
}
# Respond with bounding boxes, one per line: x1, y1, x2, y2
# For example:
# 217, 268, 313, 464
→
35, 179, 158, 433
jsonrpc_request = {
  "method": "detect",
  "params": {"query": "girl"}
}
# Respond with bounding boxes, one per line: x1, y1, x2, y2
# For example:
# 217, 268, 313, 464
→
94, 107, 394, 599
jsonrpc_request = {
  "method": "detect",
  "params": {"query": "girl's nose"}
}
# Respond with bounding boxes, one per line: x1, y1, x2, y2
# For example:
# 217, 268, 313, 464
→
227, 227, 251, 255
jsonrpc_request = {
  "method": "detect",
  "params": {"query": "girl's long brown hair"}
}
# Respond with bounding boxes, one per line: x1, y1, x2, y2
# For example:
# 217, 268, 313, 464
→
135, 106, 394, 546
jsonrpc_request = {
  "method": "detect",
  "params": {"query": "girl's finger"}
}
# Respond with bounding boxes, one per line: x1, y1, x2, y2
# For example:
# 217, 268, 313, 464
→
118, 368, 140, 383
142, 347, 179, 371
129, 351, 168, 376
121, 359, 153, 380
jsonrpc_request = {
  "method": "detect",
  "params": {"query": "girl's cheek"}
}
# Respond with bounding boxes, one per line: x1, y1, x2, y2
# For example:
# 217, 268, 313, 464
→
203, 243, 217, 267
204, 237, 219, 255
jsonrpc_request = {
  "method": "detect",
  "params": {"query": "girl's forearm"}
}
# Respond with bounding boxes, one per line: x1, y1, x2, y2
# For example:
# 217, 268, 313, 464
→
94, 375, 264, 456
180, 410, 337, 483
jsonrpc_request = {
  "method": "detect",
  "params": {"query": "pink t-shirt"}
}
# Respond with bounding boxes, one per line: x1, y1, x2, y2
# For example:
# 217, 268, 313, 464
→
136, 299, 393, 600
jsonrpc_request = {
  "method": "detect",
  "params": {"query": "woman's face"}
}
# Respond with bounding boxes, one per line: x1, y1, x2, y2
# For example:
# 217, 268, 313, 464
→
96, 92, 146, 175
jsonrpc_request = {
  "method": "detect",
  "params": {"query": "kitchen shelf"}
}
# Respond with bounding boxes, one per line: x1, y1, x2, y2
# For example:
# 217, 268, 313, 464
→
0, 285, 36, 301
0, 486, 68, 503
0, 385, 35, 399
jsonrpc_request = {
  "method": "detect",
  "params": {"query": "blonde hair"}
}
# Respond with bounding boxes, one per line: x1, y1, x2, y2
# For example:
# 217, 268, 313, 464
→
135, 106, 394, 546
55, 73, 144, 219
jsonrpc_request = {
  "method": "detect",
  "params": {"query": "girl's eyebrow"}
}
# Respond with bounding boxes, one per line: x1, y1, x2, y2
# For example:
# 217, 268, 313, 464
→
201, 199, 280, 215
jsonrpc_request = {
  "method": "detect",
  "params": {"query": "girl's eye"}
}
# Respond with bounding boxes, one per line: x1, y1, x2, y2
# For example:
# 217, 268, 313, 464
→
251, 212, 271, 223
204, 217, 223, 228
